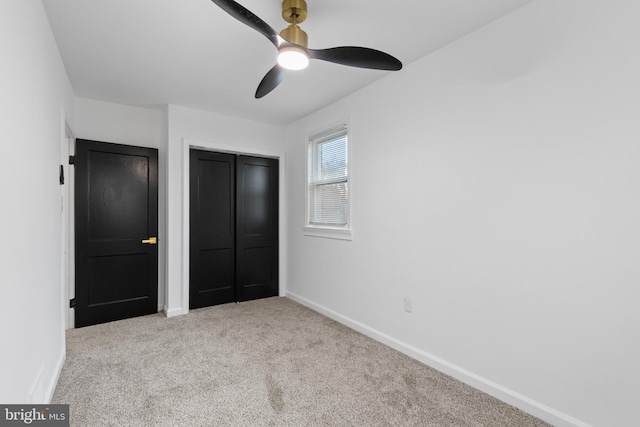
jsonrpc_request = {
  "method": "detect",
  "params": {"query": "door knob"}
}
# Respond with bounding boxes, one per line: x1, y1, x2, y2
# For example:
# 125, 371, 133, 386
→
142, 237, 157, 245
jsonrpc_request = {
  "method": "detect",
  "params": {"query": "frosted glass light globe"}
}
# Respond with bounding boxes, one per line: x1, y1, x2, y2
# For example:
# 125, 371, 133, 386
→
277, 47, 309, 70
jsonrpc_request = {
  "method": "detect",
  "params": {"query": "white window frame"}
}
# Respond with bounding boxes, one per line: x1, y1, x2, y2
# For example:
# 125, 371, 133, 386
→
304, 120, 352, 241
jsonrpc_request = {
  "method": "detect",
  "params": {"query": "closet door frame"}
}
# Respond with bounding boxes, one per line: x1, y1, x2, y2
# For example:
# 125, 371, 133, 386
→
181, 138, 286, 313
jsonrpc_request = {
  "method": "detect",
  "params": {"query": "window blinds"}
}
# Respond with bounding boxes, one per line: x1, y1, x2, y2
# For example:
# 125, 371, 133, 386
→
307, 125, 348, 227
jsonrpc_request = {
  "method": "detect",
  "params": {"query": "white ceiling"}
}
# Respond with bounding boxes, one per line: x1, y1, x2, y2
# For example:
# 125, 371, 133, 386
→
43, 0, 533, 126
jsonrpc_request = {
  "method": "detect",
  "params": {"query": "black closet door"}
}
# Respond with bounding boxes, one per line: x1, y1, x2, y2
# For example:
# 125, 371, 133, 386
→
190, 150, 236, 309
236, 155, 279, 301
189, 150, 278, 309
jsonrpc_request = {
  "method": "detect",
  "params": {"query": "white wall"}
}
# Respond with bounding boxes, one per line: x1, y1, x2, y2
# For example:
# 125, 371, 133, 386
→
59, 100, 287, 322
165, 105, 284, 316
284, 1, 640, 426
72, 98, 167, 311
0, 0, 75, 403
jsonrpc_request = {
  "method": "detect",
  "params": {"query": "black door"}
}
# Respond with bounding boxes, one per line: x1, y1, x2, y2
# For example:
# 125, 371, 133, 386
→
190, 150, 278, 309
75, 139, 158, 327
235, 155, 279, 302
189, 151, 236, 308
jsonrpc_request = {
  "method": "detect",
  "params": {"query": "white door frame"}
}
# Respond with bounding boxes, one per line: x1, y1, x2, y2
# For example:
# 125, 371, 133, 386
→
181, 137, 287, 314
62, 115, 76, 329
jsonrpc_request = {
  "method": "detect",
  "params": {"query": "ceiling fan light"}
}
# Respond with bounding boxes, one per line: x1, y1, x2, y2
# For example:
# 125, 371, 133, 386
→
277, 46, 309, 70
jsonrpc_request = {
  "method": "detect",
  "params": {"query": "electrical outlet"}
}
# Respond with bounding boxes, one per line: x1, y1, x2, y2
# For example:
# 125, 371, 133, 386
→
404, 297, 412, 313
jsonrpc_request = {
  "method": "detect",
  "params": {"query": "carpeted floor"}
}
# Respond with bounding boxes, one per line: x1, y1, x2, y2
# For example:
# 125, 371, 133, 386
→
53, 297, 549, 426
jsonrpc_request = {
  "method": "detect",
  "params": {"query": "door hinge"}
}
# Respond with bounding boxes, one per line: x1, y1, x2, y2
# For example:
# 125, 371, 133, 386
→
69, 298, 76, 308
68, 155, 76, 165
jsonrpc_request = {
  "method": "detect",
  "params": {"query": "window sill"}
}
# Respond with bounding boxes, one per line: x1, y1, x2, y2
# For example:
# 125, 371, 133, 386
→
303, 226, 352, 241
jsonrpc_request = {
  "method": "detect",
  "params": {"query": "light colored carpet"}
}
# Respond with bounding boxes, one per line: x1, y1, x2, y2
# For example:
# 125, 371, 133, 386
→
53, 297, 549, 426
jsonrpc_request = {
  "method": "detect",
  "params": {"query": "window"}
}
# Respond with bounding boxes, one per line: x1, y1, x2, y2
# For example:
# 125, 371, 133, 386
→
305, 122, 351, 240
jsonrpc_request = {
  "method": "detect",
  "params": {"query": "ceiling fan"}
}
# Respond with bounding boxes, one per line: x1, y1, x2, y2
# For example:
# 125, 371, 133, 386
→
210, 0, 403, 98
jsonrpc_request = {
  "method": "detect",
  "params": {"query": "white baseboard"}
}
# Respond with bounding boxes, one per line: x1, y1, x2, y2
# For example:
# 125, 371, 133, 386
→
45, 350, 66, 404
164, 306, 185, 318
286, 291, 592, 427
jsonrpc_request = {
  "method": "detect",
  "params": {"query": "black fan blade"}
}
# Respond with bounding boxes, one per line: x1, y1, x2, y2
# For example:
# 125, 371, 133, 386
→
210, 0, 284, 47
255, 65, 286, 98
308, 46, 402, 71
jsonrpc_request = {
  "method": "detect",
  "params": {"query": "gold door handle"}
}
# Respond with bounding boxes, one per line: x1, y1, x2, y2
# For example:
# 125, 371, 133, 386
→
142, 237, 157, 245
